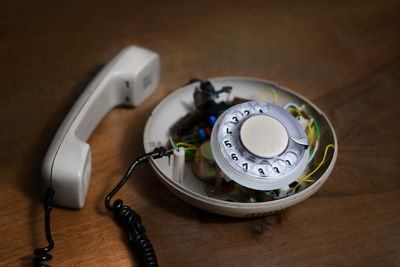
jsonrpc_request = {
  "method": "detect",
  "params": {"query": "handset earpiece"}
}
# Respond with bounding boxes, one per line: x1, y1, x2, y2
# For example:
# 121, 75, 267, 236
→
42, 46, 160, 208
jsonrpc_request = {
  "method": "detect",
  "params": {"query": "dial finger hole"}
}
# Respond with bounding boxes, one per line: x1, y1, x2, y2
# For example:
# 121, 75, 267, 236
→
272, 159, 288, 174
221, 121, 236, 137
230, 152, 240, 161
239, 106, 253, 116
241, 156, 257, 173
241, 161, 250, 172
282, 152, 297, 166
227, 112, 243, 124
258, 160, 273, 177
222, 137, 234, 149
253, 103, 269, 114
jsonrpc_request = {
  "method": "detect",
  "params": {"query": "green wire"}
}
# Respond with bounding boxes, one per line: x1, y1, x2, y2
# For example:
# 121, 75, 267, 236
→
171, 138, 198, 159
313, 118, 320, 139
287, 104, 298, 110
286, 105, 321, 155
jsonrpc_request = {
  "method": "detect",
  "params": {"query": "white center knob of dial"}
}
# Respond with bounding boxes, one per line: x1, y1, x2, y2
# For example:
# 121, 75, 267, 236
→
239, 115, 289, 158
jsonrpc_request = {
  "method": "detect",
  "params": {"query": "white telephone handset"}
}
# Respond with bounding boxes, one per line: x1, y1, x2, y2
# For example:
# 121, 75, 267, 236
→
42, 46, 160, 208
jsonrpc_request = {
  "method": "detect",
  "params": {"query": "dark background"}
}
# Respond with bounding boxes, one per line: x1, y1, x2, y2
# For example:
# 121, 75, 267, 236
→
1, 1, 399, 266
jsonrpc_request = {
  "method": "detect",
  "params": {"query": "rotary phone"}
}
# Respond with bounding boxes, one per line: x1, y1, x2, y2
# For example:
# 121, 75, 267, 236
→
34, 46, 337, 266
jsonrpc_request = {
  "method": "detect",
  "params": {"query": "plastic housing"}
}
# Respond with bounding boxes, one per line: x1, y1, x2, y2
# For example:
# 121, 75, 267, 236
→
144, 77, 337, 217
42, 46, 160, 208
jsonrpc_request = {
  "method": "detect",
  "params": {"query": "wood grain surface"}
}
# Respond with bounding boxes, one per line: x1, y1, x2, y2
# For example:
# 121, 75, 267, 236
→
1, 1, 400, 266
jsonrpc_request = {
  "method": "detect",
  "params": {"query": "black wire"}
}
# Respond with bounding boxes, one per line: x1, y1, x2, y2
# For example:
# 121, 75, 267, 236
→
32, 147, 172, 267
33, 187, 55, 267
105, 146, 174, 267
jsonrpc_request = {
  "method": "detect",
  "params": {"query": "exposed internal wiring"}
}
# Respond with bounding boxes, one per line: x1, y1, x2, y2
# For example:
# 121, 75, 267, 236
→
313, 118, 320, 139
285, 104, 321, 136
284, 103, 302, 112
260, 87, 278, 104
290, 144, 335, 192
285, 103, 320, 160
287, 105, 307, 118
170, 137, 198, 158
175, 142, 197, 150
171, 84, 331, 203
289, 108, 303, 117
307, 121, 315, 147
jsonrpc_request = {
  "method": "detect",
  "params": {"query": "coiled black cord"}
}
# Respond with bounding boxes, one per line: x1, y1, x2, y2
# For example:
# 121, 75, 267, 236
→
111, 199, 158, 266
32, 147, 172, 267
33, 187, 55, 267
105, 146, 174, 267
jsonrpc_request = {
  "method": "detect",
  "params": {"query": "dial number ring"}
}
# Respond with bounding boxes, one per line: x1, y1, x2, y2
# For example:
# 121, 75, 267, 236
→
217, 101, 306, 180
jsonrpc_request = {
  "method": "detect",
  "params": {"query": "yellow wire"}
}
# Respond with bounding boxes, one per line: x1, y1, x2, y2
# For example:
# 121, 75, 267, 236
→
288, 106, 303, 117
271, 87, 278, 104
260, 87, 278, 104
307, 122, 315, 147
286, 106, 319, 158
287, 106, 317, 152
175, 142, 197, 150
291, 144, 335, 192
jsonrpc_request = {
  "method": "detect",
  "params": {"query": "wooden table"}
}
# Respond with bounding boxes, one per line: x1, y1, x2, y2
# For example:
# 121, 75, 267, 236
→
1, 1, 399, 266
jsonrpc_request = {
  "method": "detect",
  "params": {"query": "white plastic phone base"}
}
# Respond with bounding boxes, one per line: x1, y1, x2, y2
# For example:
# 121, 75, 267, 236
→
42, 45, 160, 209
144, 77, 337, 217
